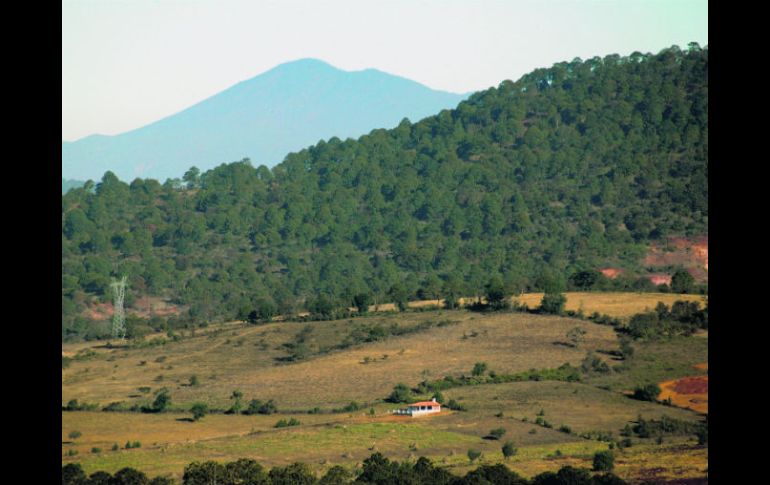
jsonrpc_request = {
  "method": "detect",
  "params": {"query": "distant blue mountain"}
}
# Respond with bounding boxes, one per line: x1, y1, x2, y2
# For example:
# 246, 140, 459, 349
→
62, 178, 86, 194
62, 59, 470, 183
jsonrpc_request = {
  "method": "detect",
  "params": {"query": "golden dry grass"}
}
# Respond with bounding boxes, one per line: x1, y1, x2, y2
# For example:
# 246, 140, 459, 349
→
62, 295, 708, 482
659, 376, 708, 414
63, 310, 618, 410
516, 292, 706, 320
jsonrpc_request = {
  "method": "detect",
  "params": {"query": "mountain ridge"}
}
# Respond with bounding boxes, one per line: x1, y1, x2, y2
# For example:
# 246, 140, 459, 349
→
62, 59, 469, 182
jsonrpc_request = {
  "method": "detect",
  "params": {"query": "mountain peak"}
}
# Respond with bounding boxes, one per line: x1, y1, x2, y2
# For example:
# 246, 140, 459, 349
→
62, 59, 469, 182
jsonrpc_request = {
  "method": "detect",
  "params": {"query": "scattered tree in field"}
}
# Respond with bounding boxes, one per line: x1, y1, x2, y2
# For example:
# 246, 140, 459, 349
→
467, 449, 482, 463
152, 388, 171, 412
671, 268, 695, 294
190, 403, 208, 421
593, 450, 615, 471
68, 430, 82, 440
502, 441, 517, 459
540, 292, 567, 315
243, 399, 277, 415
189, 375, 199, 387
386, 383, 412, 403
472, 362, 488, 377
489, 427, 506, 440
632, 384, 661, 402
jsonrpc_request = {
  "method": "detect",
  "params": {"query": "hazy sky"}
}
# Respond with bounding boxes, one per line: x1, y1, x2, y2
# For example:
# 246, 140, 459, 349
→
62, 0, 708, 141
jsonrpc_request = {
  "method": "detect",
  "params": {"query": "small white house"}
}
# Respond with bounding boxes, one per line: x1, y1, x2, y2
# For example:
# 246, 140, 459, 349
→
393, 398, 442, 417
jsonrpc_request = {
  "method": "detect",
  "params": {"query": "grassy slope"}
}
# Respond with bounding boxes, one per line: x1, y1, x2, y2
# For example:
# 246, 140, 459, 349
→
62, 293, 708, 482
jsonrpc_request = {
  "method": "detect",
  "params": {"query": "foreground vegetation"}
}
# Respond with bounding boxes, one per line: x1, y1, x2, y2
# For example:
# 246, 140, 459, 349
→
63, 293, 707, 482
64, 451, 638, 484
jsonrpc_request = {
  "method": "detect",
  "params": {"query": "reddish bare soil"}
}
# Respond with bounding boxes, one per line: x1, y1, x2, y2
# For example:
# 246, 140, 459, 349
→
648, 274, 673, 286
80, 296, 183, 321
599, 268, 623, 279
659, 375, 708, 414
671, 377, 708, 395
644, 235, 708, 282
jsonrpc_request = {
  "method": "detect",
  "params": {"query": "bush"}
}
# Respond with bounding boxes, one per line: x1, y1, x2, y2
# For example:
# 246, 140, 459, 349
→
68, 430, 82, 440
445, 399, 467, 411
243, 399, 277, 415
151, 388, 171, 412
190, 403, 208, 421
489, 427, 506, 440
671, 268, 695, 293
540, 292, 566, 314
502, 441, 517, 458
467, 449, 481, 462
632, 384, 661, 402
386, 383, 412, 403
472, 362, 488, 376
62, 464, 86, 485
275, 418, 301, 428
696, 424, 708, 445
593, 450, 615, 471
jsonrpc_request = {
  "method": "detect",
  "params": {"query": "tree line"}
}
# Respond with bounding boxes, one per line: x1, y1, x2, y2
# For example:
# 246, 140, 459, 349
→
63, 451, 630, 484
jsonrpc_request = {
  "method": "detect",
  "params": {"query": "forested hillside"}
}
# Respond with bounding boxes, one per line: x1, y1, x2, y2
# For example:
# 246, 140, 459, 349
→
62, 45, 707, 339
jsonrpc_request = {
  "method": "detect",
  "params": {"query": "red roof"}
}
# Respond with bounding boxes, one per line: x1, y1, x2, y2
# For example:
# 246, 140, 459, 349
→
410, 401, 441, 406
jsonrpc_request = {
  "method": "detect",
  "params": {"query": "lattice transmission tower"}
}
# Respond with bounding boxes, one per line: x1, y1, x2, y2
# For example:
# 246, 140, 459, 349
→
111, 276, 128, 340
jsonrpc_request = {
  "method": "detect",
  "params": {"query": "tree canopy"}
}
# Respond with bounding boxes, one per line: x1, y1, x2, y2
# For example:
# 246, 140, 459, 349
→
62, 46, 707, 338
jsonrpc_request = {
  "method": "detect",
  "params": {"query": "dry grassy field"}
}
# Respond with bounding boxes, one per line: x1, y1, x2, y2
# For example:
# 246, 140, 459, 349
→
62, 292, 707, 482
63, 310, 619, 410
515, 292, 706, 320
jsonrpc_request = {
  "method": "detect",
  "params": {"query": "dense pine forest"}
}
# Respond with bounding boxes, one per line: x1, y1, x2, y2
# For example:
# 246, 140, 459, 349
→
62, 45, 707, 340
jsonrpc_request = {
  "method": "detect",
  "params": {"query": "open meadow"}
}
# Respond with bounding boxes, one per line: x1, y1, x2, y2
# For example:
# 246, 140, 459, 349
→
62, 292, 707, 482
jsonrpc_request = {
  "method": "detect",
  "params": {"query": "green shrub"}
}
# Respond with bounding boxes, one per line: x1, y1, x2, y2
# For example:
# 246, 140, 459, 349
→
593, 450, 615, 471
91, 447, 102, 454
502, 441, 517, 459
190, 403, 208, 421
632, 384, 661, 402
489, 428, 506, 440
467, 449, 481, 462
540, 292, 566, 314
386, 383, 412, 403
472, 362, 488, 376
